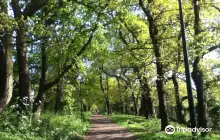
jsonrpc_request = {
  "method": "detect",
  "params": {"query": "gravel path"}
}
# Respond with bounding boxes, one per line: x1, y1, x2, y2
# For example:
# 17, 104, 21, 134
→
84, 114, 136, 140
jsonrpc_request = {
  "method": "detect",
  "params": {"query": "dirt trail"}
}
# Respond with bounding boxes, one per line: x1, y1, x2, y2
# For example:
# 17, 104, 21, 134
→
84, 114, 136, 140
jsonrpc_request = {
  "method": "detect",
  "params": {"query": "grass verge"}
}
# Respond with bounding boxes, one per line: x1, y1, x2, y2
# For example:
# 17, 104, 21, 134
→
109, 114, 220, 140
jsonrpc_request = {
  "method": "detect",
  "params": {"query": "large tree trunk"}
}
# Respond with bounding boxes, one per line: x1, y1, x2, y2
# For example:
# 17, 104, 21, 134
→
0, 1, 13, 113
16, 26, 30, 110
156, 79, 169, 130
33, 42, 47, 117
135, 74, 154, 118
192, 0, 208, 136
192, 57, 207, 135
171, 72, 185, 124
142, 77, 154, 117
139, 0, 169, 130
134, 68, 154, 118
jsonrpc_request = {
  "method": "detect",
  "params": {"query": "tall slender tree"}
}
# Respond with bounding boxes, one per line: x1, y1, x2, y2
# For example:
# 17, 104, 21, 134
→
139, 0, 169, 130
177, 0, 197, 135
33, 40, 48, 117
192, 0, 208, 136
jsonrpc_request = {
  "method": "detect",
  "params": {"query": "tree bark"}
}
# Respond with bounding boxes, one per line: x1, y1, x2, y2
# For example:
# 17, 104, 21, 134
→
134, 68, 154, 118
33, 42, 47, 117
139, 0, 169, 130
142, 77, 154, 117
16, 24, 30, 110
0, 1, 13, 114
192, 57, 208, 135
192, 0, 208, 136
171, 72, 185, 124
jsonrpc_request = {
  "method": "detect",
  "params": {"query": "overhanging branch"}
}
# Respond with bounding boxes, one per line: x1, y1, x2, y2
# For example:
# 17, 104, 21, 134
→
44, 25, 98, 92
213, 5, 220, 12
103, 70, 129, 85
202, 44, 220, 57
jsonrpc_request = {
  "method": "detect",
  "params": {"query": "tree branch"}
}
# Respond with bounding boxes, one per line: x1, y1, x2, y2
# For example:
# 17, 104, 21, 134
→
77, 24, 98, 56
22, 0, 49, 18
139, 0, 153, 21
213, 5, 220, 12
44, 25, 97, 92
103, 70, 129, 85
11, 0, 22, 17
202, 44, 220, 57
72, 0, 95, 10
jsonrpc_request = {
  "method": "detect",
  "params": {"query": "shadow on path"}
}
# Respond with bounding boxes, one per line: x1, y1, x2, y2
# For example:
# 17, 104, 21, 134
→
84, 115, 136, 140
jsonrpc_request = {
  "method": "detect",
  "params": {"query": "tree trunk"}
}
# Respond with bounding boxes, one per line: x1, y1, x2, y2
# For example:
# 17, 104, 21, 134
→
134, 68, 154, 118
124, 97, 129, 114
100, 73, 110, 115
16, 23, 30, 110
105, 75, 110, 115
139, 0, 169, 130
33, 42, 47, 118
139, 96, 144, 116
171, 72, 185, 124
192, 0, 208, 136
192, 57, 207, 134
143, 77, 154, 117
55, 80, 63, 113
117, 78, 124, 114
105, 97, 110, 115
141, 94, 149, 118
0, 1, 13, 113
131, 86, 138, 115
83, 104, 87, 111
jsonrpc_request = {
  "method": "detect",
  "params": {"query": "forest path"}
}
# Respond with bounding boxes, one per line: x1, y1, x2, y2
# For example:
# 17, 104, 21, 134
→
84, 114, 137, 140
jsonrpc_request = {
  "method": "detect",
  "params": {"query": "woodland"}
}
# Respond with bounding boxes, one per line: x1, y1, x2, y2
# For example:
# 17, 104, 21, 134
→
0, 0, 220, 139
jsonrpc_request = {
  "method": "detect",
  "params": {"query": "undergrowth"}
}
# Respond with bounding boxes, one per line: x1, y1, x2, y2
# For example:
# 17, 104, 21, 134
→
0, 109, 91, 140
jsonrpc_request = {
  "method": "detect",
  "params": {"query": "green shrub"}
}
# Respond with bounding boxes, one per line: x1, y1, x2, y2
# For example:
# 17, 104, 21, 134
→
0, 107, 91, 140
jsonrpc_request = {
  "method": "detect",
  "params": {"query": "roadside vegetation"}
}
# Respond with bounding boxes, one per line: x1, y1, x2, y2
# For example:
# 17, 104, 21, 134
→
109, 114, 220, 140
0, 110, 91, 140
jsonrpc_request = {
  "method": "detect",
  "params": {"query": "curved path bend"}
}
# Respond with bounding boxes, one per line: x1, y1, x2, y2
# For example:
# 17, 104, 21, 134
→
84, 115, 136, 140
